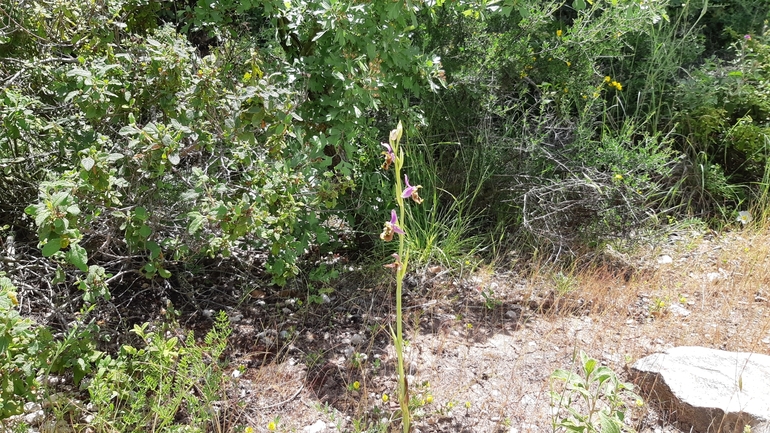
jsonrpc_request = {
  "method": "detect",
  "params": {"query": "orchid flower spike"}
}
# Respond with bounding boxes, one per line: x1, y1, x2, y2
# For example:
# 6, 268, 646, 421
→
380, 209, 405, 242
401, 174, 423, 204
381, 142, 395, 170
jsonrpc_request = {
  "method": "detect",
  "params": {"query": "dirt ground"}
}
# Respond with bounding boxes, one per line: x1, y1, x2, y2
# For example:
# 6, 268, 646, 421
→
222, 228, 770, 433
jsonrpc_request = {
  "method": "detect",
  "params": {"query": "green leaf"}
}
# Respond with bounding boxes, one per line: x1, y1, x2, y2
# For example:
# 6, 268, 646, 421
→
599, 412, 621, 433
134, 207, 148, 221
147, 241, 161, 259
42, 239, 62, 257
574, 0, 586, 11
67, 244, 88, 272
188, 212, 206, 235
138, 224, 152, 238
158, 268, 171, 278
81, 157, 95, 171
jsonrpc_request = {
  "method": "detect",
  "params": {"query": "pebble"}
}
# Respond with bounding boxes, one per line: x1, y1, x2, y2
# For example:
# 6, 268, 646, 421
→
25, 409, 45, 426
657, 255, 673, 264
668, 304, 691, 317
304, 420, 327, 433
350, 334, 365, 346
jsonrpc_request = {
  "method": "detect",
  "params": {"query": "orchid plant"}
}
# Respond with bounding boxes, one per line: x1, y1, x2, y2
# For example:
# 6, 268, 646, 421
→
379, 121, 423, 432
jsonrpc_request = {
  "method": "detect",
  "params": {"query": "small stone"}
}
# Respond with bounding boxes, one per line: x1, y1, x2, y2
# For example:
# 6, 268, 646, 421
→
668, 304, 691, 317
25, 409, 45, 426
706, 272, 722, 282
350, 334, 365, 346
231, 369, 242, 378
342, 345, 354, 358
24, 402, 42, 412
505, 310, 518, 319
657, 255, 673, 264
304, 420, 327, 433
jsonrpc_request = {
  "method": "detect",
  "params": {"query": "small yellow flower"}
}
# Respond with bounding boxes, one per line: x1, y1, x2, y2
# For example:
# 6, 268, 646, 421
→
593, 92, 599, 98
635, 398, 644, 407
611, 80, 623, 91
8, 292, 18, 306
352, 381, 360, 390
382, 393, 389, 403
465, 401, 471, 409
556, 29, 563, 37
243, 72, 252, 81
566, 61, 571, 67
426, 394, 434, 404
604, 76, 611, 83
465, 323, 473, 330
614, 174, 623, 181
245, 427, 254, 433
268, 421, 277, 431
582, 94, 587, 99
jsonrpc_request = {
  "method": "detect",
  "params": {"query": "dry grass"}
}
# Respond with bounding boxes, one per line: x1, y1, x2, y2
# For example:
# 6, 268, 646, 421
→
230, 227, 770, 432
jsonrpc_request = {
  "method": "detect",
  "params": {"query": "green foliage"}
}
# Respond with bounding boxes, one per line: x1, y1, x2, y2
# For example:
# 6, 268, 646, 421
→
550, 351, 641, 433
673, 32, 770, 208
86, 311, 232, 432
0, 277, 52, 419
3, 0, 447, 291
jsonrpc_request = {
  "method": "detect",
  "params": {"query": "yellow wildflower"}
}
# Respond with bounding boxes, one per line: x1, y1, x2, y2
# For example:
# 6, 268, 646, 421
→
382, 393, 389, 403
268, 421, 277, 431
352, 381, 361, 390
426, 394, 434, 403
566, 61, 571, 67
604, 76, 611, 83
556, 29, 563, 37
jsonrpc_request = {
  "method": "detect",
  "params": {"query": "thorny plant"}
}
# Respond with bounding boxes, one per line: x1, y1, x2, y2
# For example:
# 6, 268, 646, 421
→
380, 121, 424, 432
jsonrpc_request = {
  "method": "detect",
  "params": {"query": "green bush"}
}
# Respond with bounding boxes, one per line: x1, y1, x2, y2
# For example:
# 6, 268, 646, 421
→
0, 277, 52, 419
672, 31, 770, 209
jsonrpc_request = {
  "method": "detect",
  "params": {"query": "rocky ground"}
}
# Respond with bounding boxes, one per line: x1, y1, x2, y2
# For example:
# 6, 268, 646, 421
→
220, 228, 770, 432
8, 227, 770, 433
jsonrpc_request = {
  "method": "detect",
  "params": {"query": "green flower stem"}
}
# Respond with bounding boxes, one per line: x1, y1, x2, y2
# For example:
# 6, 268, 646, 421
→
392, 125, 411, 433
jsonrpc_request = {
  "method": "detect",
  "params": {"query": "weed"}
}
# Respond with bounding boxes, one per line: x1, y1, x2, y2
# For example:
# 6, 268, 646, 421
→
550, 351, 641, 433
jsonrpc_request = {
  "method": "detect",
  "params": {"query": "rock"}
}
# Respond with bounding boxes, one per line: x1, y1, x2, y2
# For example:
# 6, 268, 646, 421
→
657, 255, 673, 264
25, 409, 45, 426
668, 303, 691, 317
304, 420, 327, 433
350, 333, 365, 346
632, 346, 770, 433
